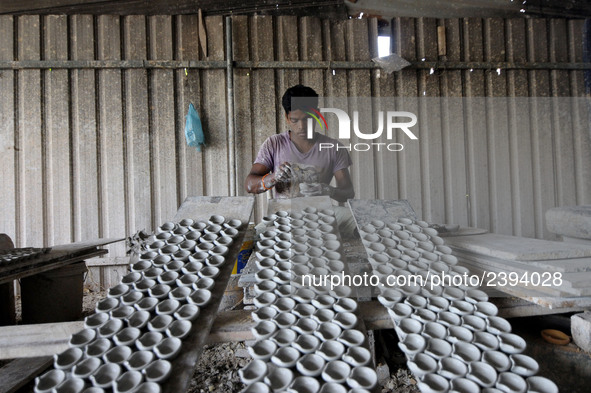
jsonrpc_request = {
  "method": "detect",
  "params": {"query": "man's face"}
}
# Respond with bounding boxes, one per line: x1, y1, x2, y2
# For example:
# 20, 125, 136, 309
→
286, 109, 313, 139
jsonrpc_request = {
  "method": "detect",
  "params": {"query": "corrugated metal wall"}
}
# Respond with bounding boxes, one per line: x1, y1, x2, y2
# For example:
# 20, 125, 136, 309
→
0, 15, 590, 272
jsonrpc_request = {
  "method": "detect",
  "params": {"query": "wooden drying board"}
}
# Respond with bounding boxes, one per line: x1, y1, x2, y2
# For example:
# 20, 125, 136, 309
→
0, 322, 86, 359
0, 238, 122, 285
239, 196, 334, 286
0, 357, 53, 393
445, 233, 591, 261
2, 297, 571, 360
266, 195, 333, 214
164, 195, 254, 393
346, 199, 486, 237
347, 199, 417, 228
172, 196, 255, 223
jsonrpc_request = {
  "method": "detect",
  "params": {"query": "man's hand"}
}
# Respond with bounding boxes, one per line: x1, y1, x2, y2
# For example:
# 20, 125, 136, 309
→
273, 162, 292, 183
319, 183, 334, 198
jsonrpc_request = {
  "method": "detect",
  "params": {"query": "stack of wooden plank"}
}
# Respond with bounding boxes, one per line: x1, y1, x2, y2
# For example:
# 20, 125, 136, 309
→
446, 233, 591, 309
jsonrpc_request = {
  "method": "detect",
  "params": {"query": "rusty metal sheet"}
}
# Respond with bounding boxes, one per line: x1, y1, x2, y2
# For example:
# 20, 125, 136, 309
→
232, 15, 254, 202
441, 19, 469, 227
44, 15, 72, 246
122, 15, 152, 232
175, 14, 206, 205
148, 15, 178, 223
97, 15, 126, 257
70, 15, 100, 244
18, 16, 43, 248
250, 15, 277, 222
0, 16, 16, 243
202, 16, 230, 197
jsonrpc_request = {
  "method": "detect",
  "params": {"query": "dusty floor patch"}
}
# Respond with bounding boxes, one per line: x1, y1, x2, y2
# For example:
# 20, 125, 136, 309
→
381, 368, 421, 393
187, 342, 249, 393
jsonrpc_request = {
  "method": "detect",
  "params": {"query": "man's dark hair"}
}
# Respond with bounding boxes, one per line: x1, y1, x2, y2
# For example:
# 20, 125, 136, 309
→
281, 85, 319, 115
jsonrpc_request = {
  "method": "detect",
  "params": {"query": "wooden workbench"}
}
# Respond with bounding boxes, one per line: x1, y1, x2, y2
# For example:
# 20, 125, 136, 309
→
0, 238, 122, 286
0, 238, 122, 327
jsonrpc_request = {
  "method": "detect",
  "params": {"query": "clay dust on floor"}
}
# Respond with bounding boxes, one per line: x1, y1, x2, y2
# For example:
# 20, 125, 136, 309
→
184, 341, 420, 393
187, 342, 249, 393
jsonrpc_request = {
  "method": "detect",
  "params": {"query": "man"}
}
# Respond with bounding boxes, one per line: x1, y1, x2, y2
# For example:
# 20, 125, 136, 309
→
245, 84, 357, 237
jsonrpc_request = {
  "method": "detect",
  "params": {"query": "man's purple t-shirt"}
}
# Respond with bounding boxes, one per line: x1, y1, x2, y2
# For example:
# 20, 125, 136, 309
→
254, 131, 352, 198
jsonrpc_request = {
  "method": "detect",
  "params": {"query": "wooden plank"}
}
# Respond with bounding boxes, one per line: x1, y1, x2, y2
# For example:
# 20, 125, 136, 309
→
148, 15, 178, 222
345, 19, 376, 201
4, 296, 577, 361
84, 256, 130, 267
122, 16, 151, 234
202, 15, 229, 197
239, 196, 333, 286
207, 309, 256, 344
457, 260, 591, 308
0, 250, 106, 286
276, 15, 300, 120
444, 233, 591, 261
70, 14, 99, 243
175, 14, 205, 204
101, 264, 128, 290
172, 196, 255, 223
49, 238, 123, 253
18, 15, 43, 248
454, 253, 591, 297
347, 199, 417, 228
44, 15, 71, 246
0, 16, 16, 243
0, 0, 348, 17
0, 357, 52, 393
0, 238, 121, 284
493, 297, 586, 318
324, 19, 347, 138
85, 266, 102, 291
300, 16, 324, 95
231, 15, 253, 199
267, 195, 333, 215
249, 15, 276, 222
0, 302, 392, 359
0, 321, 84, 359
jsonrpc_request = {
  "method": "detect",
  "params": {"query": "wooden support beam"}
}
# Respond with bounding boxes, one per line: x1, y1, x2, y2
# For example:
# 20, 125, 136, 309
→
0, 0, 347, 17
0, 302, 394, 360
0, 357, 52, 393
0, 296, 573, 360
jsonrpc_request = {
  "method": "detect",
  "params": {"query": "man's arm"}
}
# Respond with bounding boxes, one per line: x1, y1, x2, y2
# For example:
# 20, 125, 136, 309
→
245, 162, 292, 194
322, 168, 355, 203
245, 163, 273, 194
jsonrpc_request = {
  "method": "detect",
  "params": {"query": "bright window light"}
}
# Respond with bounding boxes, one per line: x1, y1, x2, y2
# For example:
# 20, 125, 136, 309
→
378, 36, 391, 57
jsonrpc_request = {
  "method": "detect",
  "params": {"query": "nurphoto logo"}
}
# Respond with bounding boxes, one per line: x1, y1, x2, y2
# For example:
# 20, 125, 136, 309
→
307, 108, 418, 152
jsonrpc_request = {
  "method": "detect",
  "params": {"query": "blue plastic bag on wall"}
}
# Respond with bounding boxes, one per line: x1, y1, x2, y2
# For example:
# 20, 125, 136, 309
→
185, 103, 205, 152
